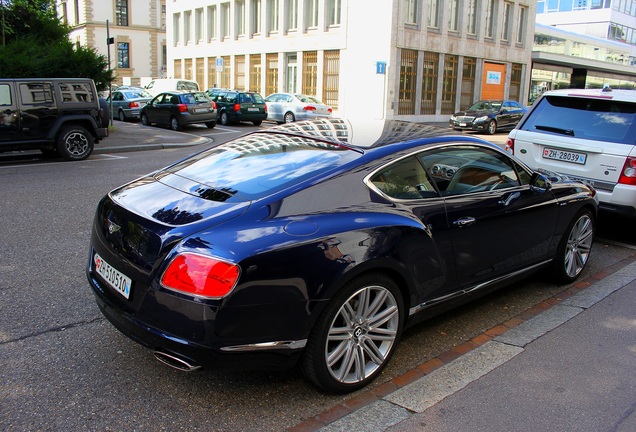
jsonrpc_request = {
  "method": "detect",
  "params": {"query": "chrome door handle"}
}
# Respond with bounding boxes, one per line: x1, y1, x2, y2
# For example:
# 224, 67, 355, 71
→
453, 217, 476, 228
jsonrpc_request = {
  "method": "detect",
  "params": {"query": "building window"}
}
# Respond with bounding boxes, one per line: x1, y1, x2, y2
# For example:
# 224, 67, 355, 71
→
252, 0, 262, 35
268, 0, 279, 33
196, 58, 205, 90
161, 2, 166, 29
287, 53, 298, 92
421, 51, 438, 115
116, 0, 128, 26
117, 42, 130, 68
286, 0, 298, 31
501, 2, 512, 42
398, 49, 417, 115
195, 8, 203, 43
302, 51, 318, 95
461, 57, 476, 109
220, 56, 231, 88
184, 10, 192, 44
250, 54, 262, 93
221, 3, 230, 38
61, 2, 68, 25
236, 0, 246, 36
448, 0, 459, 32
509, 63, 522, 102
74, 0, 79, 25
306, 0, 319, 29
441, 54, 458, 114
516, 5, 527, 44
266, 53, 279, 96
174, 59, 182, 79
185, 59, 193, 80
485, 0, 495, 38
323, 50, 340, 109
467, 0, 478, 35
208, 6, 217, 40
235, 56, 246, 90
327, 0, 342, 26
427, 0, 439, 28
404, 0, 417, 25
173, 13, 180, 45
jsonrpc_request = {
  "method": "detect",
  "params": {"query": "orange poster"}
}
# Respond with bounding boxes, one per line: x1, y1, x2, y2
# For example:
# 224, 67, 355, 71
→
482, 62, 507, 100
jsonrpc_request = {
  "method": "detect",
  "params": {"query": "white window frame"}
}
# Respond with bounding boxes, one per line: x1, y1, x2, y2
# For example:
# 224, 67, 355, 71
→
404, 0, 417, 25
427, 0, 439, 29
268, 0, 279, 33
207, 5, 217, 41
327, 0, 342, 26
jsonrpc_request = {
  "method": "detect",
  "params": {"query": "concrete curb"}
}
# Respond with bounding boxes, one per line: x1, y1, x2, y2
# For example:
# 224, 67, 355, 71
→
93, 136, 212, 155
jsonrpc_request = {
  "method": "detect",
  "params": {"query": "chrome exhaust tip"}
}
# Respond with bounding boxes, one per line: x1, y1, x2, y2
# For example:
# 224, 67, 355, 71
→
153, 351, 202, 372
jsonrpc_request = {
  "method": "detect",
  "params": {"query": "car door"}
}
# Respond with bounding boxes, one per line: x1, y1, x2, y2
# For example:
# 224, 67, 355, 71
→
111, 91, 123, 114
17, 81, 57, 140
418, 144, 559, 289
0, 81, 20, 144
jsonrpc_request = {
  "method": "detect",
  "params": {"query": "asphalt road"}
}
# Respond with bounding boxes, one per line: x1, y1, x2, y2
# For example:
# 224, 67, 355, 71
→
0, 129, 634, 431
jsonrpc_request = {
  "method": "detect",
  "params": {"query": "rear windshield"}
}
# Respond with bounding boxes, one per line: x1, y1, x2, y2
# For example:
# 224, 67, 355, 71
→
519, 95, 636, 144
161, 132, 360, 201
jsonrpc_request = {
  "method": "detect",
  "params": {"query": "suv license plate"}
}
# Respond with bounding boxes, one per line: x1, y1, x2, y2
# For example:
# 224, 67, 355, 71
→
542, 147, 587, 165
248, 107, 259, 112
94, 253, 132, 299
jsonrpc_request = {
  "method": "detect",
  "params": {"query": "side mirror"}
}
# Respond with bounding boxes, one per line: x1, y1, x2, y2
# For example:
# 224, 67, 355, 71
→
530, 172, 552, 193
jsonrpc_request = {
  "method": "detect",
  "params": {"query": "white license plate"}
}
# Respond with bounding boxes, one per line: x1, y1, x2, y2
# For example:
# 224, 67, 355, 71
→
247, 107, 259, 112
194, 108, 208, 113
459, 122, 467, 127
94, 253, 132, 299
542, 147, 587, 165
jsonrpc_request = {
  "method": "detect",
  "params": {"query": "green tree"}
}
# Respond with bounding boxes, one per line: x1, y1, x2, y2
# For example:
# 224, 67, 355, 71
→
0, 0, 112, 90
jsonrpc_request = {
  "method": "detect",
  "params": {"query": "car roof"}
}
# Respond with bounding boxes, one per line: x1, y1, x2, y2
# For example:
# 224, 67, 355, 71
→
540, 88, 636, 102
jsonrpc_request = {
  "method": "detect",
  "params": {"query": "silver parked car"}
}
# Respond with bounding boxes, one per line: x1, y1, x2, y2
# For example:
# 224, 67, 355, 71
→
109, 88, 153, 121
265, 93, 333, 123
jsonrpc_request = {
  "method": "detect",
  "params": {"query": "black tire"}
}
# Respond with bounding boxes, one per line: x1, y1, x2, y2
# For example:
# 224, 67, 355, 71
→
486, 120, 497, 135
301, 273, 404, 394
205, 121, 216, 129
56, 125, 94, 161
284, 112, 295, 123
118, 110, 127, 122
220, 111, 230, 125
141, 113, 150, 126
170, 116, 181, 131
252, 120, 262, 126
552, 209, 595, 284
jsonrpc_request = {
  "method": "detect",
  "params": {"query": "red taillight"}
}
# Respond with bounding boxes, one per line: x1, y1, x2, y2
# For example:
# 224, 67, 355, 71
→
160, 253, 240, 298
618, 157, 636, 186
233, 103, 241, 112
328, 107, 333, 113
303, 105, 317, 112
177, 104, 188, 113
129, 102, 140, 108
505, 137, 515, 154
211, 101, 217, 109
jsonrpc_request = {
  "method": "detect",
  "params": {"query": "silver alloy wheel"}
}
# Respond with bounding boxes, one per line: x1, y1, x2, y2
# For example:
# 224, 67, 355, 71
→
64, 131, 89, 156
325, 285, 399, 384
564, 213, 594, 278
284, 112, 295, 123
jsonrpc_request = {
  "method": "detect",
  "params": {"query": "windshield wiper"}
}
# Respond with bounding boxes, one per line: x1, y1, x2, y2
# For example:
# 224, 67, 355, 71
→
535, 125, 575, 136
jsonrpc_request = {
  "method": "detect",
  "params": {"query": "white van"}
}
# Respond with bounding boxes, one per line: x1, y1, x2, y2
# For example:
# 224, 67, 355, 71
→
144, 79, 199, 96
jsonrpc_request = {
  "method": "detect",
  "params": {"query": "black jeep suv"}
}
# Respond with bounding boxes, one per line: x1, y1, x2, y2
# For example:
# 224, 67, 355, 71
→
0, 78, 108, 161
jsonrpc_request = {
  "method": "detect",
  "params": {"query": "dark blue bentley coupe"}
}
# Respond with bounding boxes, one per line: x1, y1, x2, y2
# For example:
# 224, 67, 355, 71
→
87, 118, 597, 393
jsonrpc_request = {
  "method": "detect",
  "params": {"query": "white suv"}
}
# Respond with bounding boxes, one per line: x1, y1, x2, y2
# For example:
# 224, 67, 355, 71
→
507, 88, 636, 217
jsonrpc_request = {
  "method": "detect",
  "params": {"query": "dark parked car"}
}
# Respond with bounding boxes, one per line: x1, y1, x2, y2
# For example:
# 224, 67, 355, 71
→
450, 100, 527, 135
87, 118, 597, 393
109, 88, 153, 121
0, 78, 108, 161
140, 90, 217, 131
211, 90, 267, 126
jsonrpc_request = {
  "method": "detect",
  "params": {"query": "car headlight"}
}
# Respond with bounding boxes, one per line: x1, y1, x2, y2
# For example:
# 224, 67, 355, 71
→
450, 115, 456, 121
476, 116, 489, 122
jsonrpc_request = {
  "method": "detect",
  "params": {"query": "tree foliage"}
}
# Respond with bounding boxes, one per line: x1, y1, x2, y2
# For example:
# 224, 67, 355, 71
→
0, 0, 113, 90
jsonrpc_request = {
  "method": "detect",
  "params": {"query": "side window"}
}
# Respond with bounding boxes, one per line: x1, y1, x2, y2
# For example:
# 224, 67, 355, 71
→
19, 82, 54, 105
0, 84, 12, 106
226, 93, 237, 103
370, 156, 436, 200
418, 146, 521, 195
